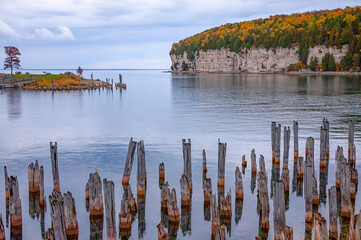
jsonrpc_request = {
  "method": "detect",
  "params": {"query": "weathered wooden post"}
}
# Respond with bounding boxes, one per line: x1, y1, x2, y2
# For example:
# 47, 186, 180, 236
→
314, 212, 328, 240
293, 121, 298, 162
138, 196, 146, 237
159, 162, 165, 183
160, 182, 169, 209
312, 175, 319, 206
103, 179, 116, 240
51, 79, 54, 90
320, 126, 327, 168
137, 140, 147, 197
305, 137, 314, 173
235, 167, 244, 200
272, 122, 276, 163
304, 162, 313, 223
351, 168, 358, 185
49, 191, 66, 240
217, 139, 227, 188
296, 157, 304, 179
203, 177, 212, 202
0, 214, 4, 240
119, 74, 122, 85
119, 194, 132, 230
127, 185, 137, 213
180, 174, 191, 207
275, 123, 281, 164
28, 160, 41, 193
280, 226, 293, 240
39, 166, 45, 206
251, 149, 257, 174
50, 142, 60, 192
182, 139, 192, 191
9, 176, 22, 229
335, 146, 346, 188
203, 149, 207, 173
211, 194, 220, 236
220, 189, 232, 218
340, 162, 351, 218
328, 186, 337, 239
167, 188, 180, 223
355, 211, 361, 240
4, 166, 9, 200
157, 221, 168, 240
214, 225, 226, 240
283, 126, 290, 169
281, 169, 289, 192
258, 171, 269, 230
273, 181, 285, 240
242, 155, 247, 168
86, 172, 104, 216
349, 120, 355, 166
122, 137, 137, 185
63, 191, 79, 237
322, 118, 329, 158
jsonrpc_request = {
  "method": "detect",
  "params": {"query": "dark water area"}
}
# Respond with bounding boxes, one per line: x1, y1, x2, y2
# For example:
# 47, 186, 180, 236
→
0, 70, 360, 239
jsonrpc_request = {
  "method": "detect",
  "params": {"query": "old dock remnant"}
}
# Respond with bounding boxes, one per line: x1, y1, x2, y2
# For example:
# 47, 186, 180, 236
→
122, 137, 137, 185
182, 139, 192, 191
86, 172, 104, 216
50, 142, 60, 192
137, 140, 147, 197
217, 139, 227, 188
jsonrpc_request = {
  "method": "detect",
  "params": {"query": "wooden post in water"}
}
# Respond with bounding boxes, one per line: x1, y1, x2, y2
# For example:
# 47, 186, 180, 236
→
304, 162, 313, 223
235, 167, 244, 200
51, 79, 54, 90
258, 171, 269, 230
312, 175, 319, 206
322, 118, 329, 158
159, 162, 165, 183
296, 157, 304, 179
157, 221, 168, 240
0, 214, 4, 240
119, 74, 122, 85
280, 226, 293, 240
203, 149, 207, 173
180, 174, 191, 207
242, 155, 247, 168
275, 123, 281, 164
349, 120, 355, 166
335, 146, 346, 188
137, 140, 147, 197
119, 193, 132, 230
122, 137, 137, 185
328, 186, 337, 239
160, 182, 169, 209
182, 139, 192, 191
86, 172, 104, 216
220, 189, 231, 218
293, 121, 298, 162
9, 176, 22, 228
203, 177, 212, 202
314, 212, 328, 240
210, 194, 220, 236
273, 180, 285, 240
272, 122, 276, 163
251, 149, 257, 174
28, 160, 40, 193
103, 179, 116, 240
63, 191, 79, 237
50, 142, 60, 192
217, 139, 227, 188
320, 126, 327, 168
4, 166, 9, 200
49, 191, 66, 240
167, 188, 180, 223
283, 126, 290, 169
126, 185, 137, 213
214, 225, 226, 240
281, 169, 289, 192
305, 137, 314, 173
340, 161, 351, 218
355, 211, 361, 239
40, 166, 45, 206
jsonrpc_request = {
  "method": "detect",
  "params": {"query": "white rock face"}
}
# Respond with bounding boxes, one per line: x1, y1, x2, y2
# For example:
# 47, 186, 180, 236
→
170, 45, 348, 72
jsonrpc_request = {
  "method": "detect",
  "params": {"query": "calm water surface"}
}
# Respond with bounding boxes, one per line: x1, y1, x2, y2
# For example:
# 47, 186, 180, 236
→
0, 70, 360, 239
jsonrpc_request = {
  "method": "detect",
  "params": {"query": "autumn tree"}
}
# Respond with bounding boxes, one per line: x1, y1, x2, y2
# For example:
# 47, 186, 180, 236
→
4, 46, 21, 75
77, 66, 83, 77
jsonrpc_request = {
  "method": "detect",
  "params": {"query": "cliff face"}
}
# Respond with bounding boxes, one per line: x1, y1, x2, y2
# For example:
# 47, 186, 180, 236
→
170, 45, 348, 73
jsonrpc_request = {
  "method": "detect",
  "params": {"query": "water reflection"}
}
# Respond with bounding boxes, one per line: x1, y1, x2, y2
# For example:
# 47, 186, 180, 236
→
137, 197, 146, 238
234, 199, 243, 224
6, 90, 21, 119
181, 206, 191, 235
90, 215, 103, 240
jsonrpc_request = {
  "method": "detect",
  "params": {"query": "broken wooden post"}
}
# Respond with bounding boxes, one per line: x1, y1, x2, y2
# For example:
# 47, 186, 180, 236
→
340, 162, 352, 218
242, 155, 247, 168
122, 137, 137, 185
167, 188, 180, 223
305, 137, 314, 173
45, 228, 55, 240
137, 140, 147, 197
86, 172, 104, 216
49, 191, 66, 240
157, 221, 168, 240
28, 160, 40, 193
9, 176, 22, 228
180, 174, 191, 207
283, 126, 290, 169
351, 168, 358, 185
281, 169, 289, 192
4, 166, 9, 200
351, 181, 356, 200
328, 186, 337, 239
304, 162, 313, 223
220, 189, 232, 218
203, 177, 212, 203
320, 126, 327, 168
293, 121, 298, 162
312, 175, 319, 206
103, 179, 116, 240
0, 214, 4, 240
314, 212, 328, 240
160, 182, 169, 209
63, 191, 79, 237
119, 194, 132, 230
214, 225, 226, 240
211, 194, 220, 236
335, 146, 346, 188
348, 119, 355, 165
159, 162, 165, 183
275, 123, 281, 164
50, 142, 60, 192
273, 181, 285, 240
323, 118, 329, 158
217, 139, 227, 188
251, 149, 257, 174
355, 211, 361, 239
280, 225, 293, 240
272, 122, 276, 162
182, 139, 192, 191
127, 185, 137, 213
203, 149, 207, 173
296, 157, 304, 179
258, 171, 269, 230
40, 166, 45, 206
235, 167, 244, 200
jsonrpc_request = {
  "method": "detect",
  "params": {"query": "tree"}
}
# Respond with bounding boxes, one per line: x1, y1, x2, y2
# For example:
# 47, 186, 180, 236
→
341, 52, 353, 70
309, 56, 318, 71
328, 54, 336, 71
4, 46, 21, 75
77, 66, 83, 77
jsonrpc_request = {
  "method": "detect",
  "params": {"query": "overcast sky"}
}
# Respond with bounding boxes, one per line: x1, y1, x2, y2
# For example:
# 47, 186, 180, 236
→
0, 0, 358, 69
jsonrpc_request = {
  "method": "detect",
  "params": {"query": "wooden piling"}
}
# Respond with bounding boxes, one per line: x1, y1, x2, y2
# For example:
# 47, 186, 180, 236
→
182, 139, 192, 191
220, 189, 231, 218
340, 161, 352, 218
273, 181, 286, 240
180, 174, 191, 207
86, 172, 104, 216
235, 167, 244, 200
50, 142, 60, 192
323, 118, 329, 158
167, 188, 180, 223
4, 166, 9, 200
45, 228, 55, 240
280, 225, 293, 240
217, 139, 227, 188
211, 194, 220, 236
351, 168, 358, 184
214, 225, 226, 240
314, 212, 328, 240
159, 162, 165, 182
296, 157, 304, 179
119, 195, 132, 230
355, 210, 361, 240
281, 169, 289, 192
157, 221, 168, 240
0, 214, 4, 240
350, 213, 355, 240
49, 191, 66, 240
126, 185, 137, 213
122, 137, 137, 185
242, 155, 247, 168
9, 176, 22, 228
28, 160, 40, 193
203, 177, 212, 203
320, 126, 327, 168
283, 126, 290, 169
275, 123, 281, 164
272, 122, 276, 163
160, 182, 169, 209
40, 166, 45, 206
203, 149, 207, 173
312, 175, 319, 206
293, 121, 298, 162
251, 149, 257, 174
328, 186, 337, 239
335, 146, 347, 188
63, 191, 79, 237
258, 171, 269, 230
351, 181, 356, 200
137, 140, 147, 197
305, 137, 314, 173
348, 119, 355, 165
103, 179, 116, 240
304, 162, 313, 223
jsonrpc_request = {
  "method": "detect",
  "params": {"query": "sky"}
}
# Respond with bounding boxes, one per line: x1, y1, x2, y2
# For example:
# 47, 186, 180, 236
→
0, 0, 359, 69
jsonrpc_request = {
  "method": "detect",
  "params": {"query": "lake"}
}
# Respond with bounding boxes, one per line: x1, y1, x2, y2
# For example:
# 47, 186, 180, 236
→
0, 70, 360, 239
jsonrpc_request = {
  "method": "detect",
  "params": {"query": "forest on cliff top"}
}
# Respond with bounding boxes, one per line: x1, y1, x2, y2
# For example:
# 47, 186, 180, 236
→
170, 6, 361, 71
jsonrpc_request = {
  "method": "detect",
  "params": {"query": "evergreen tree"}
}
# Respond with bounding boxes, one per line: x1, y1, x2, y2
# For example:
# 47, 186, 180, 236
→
341, 52, 353, 70
309, 56, 318, 71
352, 53, 360, 69
322, 53, 330, 71
328, 54, 336, 71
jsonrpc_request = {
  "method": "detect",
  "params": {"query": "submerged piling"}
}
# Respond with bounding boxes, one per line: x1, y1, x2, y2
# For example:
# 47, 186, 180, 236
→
182, 139, 192, 191
50, 142, 60, 192
217, 139, 227, 188
122, 137, 137, 185
293, 121, 298, 162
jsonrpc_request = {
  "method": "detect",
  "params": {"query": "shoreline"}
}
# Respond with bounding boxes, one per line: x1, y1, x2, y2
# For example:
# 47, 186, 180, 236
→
170, 70, 361, 76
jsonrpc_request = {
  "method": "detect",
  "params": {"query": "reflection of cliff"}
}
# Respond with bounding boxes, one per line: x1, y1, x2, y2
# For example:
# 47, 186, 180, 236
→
6, 90, 22, 119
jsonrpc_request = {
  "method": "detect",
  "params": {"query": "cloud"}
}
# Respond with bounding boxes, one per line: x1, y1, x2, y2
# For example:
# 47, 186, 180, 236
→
0, 20, 21, 39
35, 26, 75, 41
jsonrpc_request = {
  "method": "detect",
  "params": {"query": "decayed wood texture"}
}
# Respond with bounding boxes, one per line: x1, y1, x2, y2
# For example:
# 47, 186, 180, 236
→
350, 214, 355, 240
275, 123, 281, 164
251, 149, 257, 174
349, 119, 355, 165
328, 186, 338, 239
182, 139, 192, 191
214, 225, 226, 240
137, 140, 147, 196
259, 155, 266, 174
280, 225, 293, 240
304, 162, 313, 223
340, 161, 352, 218
283, 126, 290, 169
235, 167, 244, 200
312, 175, 319, 205
159, 162, 165, 182
217, 139, 227, 187
355, 210, 361, 240
157, 221, 168, 240
258, 171, 269, 230
50, 142, 60, 192
180, 174, 191, 207
320, 126, 327, 168
127, 185, 137, 213
203, 177, 212, 202
273, 180, 286, 240
119, 194, 132, 230
335, 146, 347, 188
49, 191, 66, 240
122, 137, 137, 185
296, 157, 304, 179
351, 168, 358, 184
314, 212, 328, 240
86, 172, 104, 216
9, 176, 22, 228
322, 118, 329, 158
281, 168, 289, 192
160, 182, 169, 209
45, 228, 55, 240
211, 194, 220, 236
4, 167, 9, 200
40, 166, 45, 206
293, 121, 298, 162
167, 188, 180, 223
28, 160, 40, 193
63, 191, 79, 237
305, 137, 314, 173
220, 189, 231, 218
0, 214, 4, 240
103, 179, 116, 240
272, 122, 276, 162
203, 149, 207, 172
